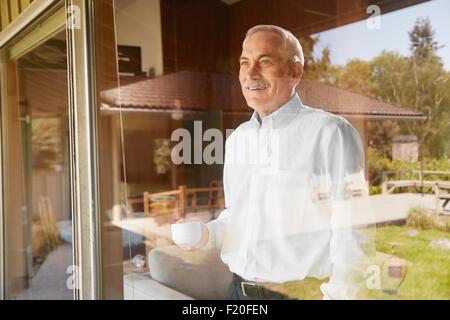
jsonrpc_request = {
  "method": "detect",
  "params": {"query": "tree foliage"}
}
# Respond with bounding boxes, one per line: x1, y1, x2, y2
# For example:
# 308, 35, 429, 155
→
303, 18, 450, 158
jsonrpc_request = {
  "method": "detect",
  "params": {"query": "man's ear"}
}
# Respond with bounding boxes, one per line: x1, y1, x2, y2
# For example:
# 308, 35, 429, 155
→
292, 62, 303, 80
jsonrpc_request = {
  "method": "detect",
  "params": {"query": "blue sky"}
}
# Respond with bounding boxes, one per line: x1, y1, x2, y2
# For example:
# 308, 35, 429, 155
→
312, 0, 450, 70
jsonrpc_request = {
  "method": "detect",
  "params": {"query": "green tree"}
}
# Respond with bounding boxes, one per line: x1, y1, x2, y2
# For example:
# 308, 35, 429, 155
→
409, 17, 442, 61
336, 19, 450, 158
403, 18, 450, 158
299, 34, 320, 71
367, 120, 400, 158
371, 51, 411, 107
301, 35, 340, 84
336, 59, 373, 96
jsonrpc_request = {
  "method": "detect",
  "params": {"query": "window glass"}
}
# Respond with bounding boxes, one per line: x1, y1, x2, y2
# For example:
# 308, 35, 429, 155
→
95, 0, 450, 300
1, 29, 74, 300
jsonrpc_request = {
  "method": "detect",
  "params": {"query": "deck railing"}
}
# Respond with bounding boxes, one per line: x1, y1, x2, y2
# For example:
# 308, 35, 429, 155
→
380, 170, 450, 213
138, 184, 224, 220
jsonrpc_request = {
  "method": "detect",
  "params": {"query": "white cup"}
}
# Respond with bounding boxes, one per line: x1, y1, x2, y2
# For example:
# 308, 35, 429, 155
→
171, 221, 202, 246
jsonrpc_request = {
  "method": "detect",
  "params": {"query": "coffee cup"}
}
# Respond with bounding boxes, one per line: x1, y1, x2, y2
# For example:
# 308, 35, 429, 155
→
171, 221, 202, 246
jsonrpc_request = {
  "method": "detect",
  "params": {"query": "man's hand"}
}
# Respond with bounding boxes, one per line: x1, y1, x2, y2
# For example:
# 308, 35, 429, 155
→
173, 218, 209, 251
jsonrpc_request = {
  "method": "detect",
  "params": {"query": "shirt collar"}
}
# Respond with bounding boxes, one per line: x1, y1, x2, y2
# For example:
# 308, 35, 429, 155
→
250, 93, 305, 129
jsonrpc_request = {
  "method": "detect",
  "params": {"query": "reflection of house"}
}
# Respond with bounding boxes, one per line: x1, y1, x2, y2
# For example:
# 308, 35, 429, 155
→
101, 70, 426, 175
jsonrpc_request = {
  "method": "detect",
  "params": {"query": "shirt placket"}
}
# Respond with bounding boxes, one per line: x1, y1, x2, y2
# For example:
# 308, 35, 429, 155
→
259, 117, 273, 170
243, 117, 274, 276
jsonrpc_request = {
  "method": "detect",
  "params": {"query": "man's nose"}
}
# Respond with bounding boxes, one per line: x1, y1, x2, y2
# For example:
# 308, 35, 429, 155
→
245, 63, 260, 79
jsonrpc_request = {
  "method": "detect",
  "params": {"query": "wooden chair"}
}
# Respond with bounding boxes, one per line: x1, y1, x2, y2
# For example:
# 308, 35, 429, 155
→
38, 197, 60, 250
143, 185, 186, 221
142, 183, 225, 220
433, 182, 450, 214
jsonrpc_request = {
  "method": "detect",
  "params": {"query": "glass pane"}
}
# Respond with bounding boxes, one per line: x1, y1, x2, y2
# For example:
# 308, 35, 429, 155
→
1, 30, 74, 300
95, 0, 449, 300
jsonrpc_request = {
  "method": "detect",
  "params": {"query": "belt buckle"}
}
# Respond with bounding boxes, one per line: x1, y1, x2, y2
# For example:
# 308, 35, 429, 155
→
240, 281, 257, 297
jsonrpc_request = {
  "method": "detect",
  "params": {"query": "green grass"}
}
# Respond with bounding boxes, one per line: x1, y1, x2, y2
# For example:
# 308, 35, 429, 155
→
281, 225, 450, 300
368, 225, 450, 300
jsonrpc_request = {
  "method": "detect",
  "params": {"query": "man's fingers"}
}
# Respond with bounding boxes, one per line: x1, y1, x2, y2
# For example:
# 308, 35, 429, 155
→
175, 217, 185, 224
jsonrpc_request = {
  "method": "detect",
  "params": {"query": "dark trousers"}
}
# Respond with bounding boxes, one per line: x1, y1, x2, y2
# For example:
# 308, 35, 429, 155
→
226, 273, 295, 300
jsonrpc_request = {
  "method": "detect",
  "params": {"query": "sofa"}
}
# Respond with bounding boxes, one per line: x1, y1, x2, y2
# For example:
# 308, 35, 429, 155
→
124, 245, 233, 300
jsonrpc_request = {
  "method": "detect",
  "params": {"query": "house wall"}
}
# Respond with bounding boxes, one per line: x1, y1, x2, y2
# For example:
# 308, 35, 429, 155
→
393, 142, 419, 162
160, 0, 231, 74
0, 0, 34, 31
115, 0, 164, 76
347, 118, 369, 179
31, 171, 68, 221
2, 61, 27, 298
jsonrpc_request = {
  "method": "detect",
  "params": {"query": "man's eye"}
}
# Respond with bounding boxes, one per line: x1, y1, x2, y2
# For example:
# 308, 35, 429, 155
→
260, 60, 271, 65
240, 61, 248, 66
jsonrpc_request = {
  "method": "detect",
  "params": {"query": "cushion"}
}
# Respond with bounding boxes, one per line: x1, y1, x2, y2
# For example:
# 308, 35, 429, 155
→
148, 245, 232, 300
124, 274, 193, 300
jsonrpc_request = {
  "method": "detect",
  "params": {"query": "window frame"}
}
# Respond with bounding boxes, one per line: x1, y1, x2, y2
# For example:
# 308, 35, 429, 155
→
0, 0, 105, 300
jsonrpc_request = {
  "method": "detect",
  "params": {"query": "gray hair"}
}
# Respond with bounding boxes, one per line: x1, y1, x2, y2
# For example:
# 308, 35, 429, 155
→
243, 25, 304, 67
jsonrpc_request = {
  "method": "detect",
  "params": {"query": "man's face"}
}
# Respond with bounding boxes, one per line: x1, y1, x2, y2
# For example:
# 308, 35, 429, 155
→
239, 31, 301, 116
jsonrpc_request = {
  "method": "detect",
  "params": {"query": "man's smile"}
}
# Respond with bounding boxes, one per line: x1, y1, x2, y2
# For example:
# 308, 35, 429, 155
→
245, 81, 268, 92
246, 86, 267, 91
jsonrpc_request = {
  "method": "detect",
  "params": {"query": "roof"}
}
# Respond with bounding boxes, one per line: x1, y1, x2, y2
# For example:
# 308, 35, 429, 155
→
298, 80, 425, 120
392, 135, 418, 143
100, 71, 426, 120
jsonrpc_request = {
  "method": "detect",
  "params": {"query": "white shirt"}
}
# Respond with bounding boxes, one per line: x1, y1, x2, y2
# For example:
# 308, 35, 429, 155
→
206, 93, 374, 300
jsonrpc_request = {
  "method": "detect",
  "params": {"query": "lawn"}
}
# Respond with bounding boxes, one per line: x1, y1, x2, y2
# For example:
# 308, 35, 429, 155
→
367, 225, 450, 300
282, 225, 450, 300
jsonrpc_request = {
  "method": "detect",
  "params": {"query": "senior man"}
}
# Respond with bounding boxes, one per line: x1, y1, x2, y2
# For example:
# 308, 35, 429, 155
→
184, 25, 373, 300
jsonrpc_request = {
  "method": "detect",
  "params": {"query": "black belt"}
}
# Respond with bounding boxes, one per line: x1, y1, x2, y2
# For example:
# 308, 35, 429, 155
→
232, 273, 290, 299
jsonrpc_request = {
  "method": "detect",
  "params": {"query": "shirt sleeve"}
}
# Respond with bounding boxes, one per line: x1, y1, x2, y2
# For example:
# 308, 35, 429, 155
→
319, 119, 373, 300
203, 135, 233, 251
204, 208, 230, 250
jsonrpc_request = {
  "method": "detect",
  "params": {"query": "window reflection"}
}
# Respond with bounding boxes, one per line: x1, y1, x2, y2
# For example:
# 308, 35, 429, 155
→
94, 0, 449, 300
2, 30, 73, 300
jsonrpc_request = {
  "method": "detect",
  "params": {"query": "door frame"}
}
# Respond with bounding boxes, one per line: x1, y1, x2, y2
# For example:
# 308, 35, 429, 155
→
0, 0, 104, 300
0, 48, 5, 301
65, 0, 102, 300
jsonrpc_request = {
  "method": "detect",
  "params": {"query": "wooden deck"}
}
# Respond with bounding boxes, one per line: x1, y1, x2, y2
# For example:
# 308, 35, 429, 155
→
368, 193, 438, 224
